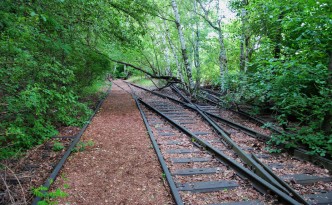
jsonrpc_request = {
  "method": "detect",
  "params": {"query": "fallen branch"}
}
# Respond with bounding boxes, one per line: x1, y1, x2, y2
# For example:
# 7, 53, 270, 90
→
92, 48, 181, 83
109, 58, 181, 83
147, 77, 176, 91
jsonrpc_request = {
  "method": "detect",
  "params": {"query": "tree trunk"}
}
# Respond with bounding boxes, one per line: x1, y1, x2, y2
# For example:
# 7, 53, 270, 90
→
193, 0, 201, 90
163, 19, 184, 84
274, 11, 284, 59
113, 64, 117, 74
322, 52, 332, 135
196, 0, 228, 92
239, 0, 249, 72
161, 28, 171, 76
217, 0, 228, 92
240, 37, 245, 71
171, 0, 194, 91
150, 35, 161, 75
217, 27, 227, 92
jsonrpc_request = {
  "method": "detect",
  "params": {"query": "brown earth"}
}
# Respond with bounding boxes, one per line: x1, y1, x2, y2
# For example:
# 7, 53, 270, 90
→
53, 80, 173, 205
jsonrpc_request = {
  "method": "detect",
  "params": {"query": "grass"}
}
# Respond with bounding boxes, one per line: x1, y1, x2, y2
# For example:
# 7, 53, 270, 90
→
127, 76, 156, 87
81, 80, 110, 96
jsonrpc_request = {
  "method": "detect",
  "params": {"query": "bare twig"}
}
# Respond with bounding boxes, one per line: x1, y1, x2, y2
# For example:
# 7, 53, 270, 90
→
91, 48, 181, 83
1, 175, 15, 204
14, 144, 43, 170
3, 165, 27, 205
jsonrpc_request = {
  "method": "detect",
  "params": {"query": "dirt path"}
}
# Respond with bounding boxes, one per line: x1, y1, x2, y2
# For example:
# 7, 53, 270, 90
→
54, 80, 173, 205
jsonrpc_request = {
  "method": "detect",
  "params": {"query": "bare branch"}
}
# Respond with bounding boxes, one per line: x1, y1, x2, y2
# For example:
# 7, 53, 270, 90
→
109, 58, 181, 82
139, 51, 158, 74
195, 0, 219, 31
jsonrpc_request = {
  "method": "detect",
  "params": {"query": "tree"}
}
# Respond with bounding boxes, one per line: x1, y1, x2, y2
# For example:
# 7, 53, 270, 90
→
196, 0, 228, 91
227, 0, 332, 156
0, 0, 159, 158
171, 0, 194, 92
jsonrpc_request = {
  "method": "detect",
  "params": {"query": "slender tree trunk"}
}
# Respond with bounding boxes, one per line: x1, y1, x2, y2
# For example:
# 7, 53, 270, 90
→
163, 20, 184, 84
194, 30, 201, 89
217, 27, 227, 91
171, 0, 194, 91
240, 37, 245, 71
150, 35, 161, 75
239, 0, 248, 72
193, 0, 201, 90
197, 0, 228, 92
124, 64, 127, 76
217, 0, 228, 92
274, 11, 284, 59
245, 36, 250, 70
322, 52, 332, 135
161, 28, 172, 76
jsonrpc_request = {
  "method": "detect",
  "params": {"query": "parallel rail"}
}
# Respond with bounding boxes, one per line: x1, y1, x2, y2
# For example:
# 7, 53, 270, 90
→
196, 87, 332, 172
129, 83, 304, 204
129, 82, 332, 205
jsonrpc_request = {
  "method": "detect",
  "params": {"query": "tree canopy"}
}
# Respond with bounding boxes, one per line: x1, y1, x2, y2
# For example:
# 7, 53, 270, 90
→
1, 0, 331, 158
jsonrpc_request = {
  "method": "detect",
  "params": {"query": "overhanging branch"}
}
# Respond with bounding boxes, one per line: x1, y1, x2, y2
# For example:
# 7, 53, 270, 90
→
109, 58, 181, 83
91, 48, 181, 83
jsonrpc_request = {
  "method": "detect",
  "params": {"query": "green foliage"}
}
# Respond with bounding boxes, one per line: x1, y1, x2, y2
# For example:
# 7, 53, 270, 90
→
224, 0, 332, 156
128, 76, 156, 87
269, 130, 332, 157
161, 173, 166, 181
52, 141, 64, 152
0, 0, 153, 159
32, 184, 69, 205
72, 140, 94, 153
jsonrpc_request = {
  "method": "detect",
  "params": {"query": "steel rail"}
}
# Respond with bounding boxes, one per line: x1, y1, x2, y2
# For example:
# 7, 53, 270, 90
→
201, 88, 224, 97
197, 91, 285, 135
201, 91, 220, 103
170, 85, 309, 205
198, 93, 220, 105
130, 83, 306, 204
251, 153, 308, 203
129, 83, 325, 201
138, 98, 301, 205
198, 91, 332, 173
201, 111, 271, 142
233, 109, 284, 135
196, 89, 332, 172
32, 85, 112, 205
127, 83, 183, 205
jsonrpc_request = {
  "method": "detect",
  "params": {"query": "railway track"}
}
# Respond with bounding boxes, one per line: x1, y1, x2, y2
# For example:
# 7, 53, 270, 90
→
129, 82, 332, 205
196, 88, 332, 172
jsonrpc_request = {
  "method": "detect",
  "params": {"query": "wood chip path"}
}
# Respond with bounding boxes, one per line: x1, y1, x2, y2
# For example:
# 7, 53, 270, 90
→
54, 80, 173, 205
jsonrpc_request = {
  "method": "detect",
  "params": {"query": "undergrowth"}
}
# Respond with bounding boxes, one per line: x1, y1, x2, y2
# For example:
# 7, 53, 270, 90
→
32, 179, 69, 205
221, 58, 332, 157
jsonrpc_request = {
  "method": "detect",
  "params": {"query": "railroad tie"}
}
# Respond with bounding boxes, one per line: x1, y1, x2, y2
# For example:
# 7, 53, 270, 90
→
171, 157, 211, 163
177, 180, 239, 193
210, 200, 264, 205
282, 174, 332, 185
173, 167, 220, 176
305, 191, 332, 205
166, 149, 200, 154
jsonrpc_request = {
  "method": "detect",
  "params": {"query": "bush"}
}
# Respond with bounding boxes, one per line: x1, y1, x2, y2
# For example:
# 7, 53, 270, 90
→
222, 57, 332, 156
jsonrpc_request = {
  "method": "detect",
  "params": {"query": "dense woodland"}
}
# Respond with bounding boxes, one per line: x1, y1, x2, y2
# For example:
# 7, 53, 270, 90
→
0, 0, 331, 159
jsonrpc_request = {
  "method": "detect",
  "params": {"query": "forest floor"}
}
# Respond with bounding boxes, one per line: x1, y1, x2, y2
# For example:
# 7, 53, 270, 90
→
52, 80, 173, 204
